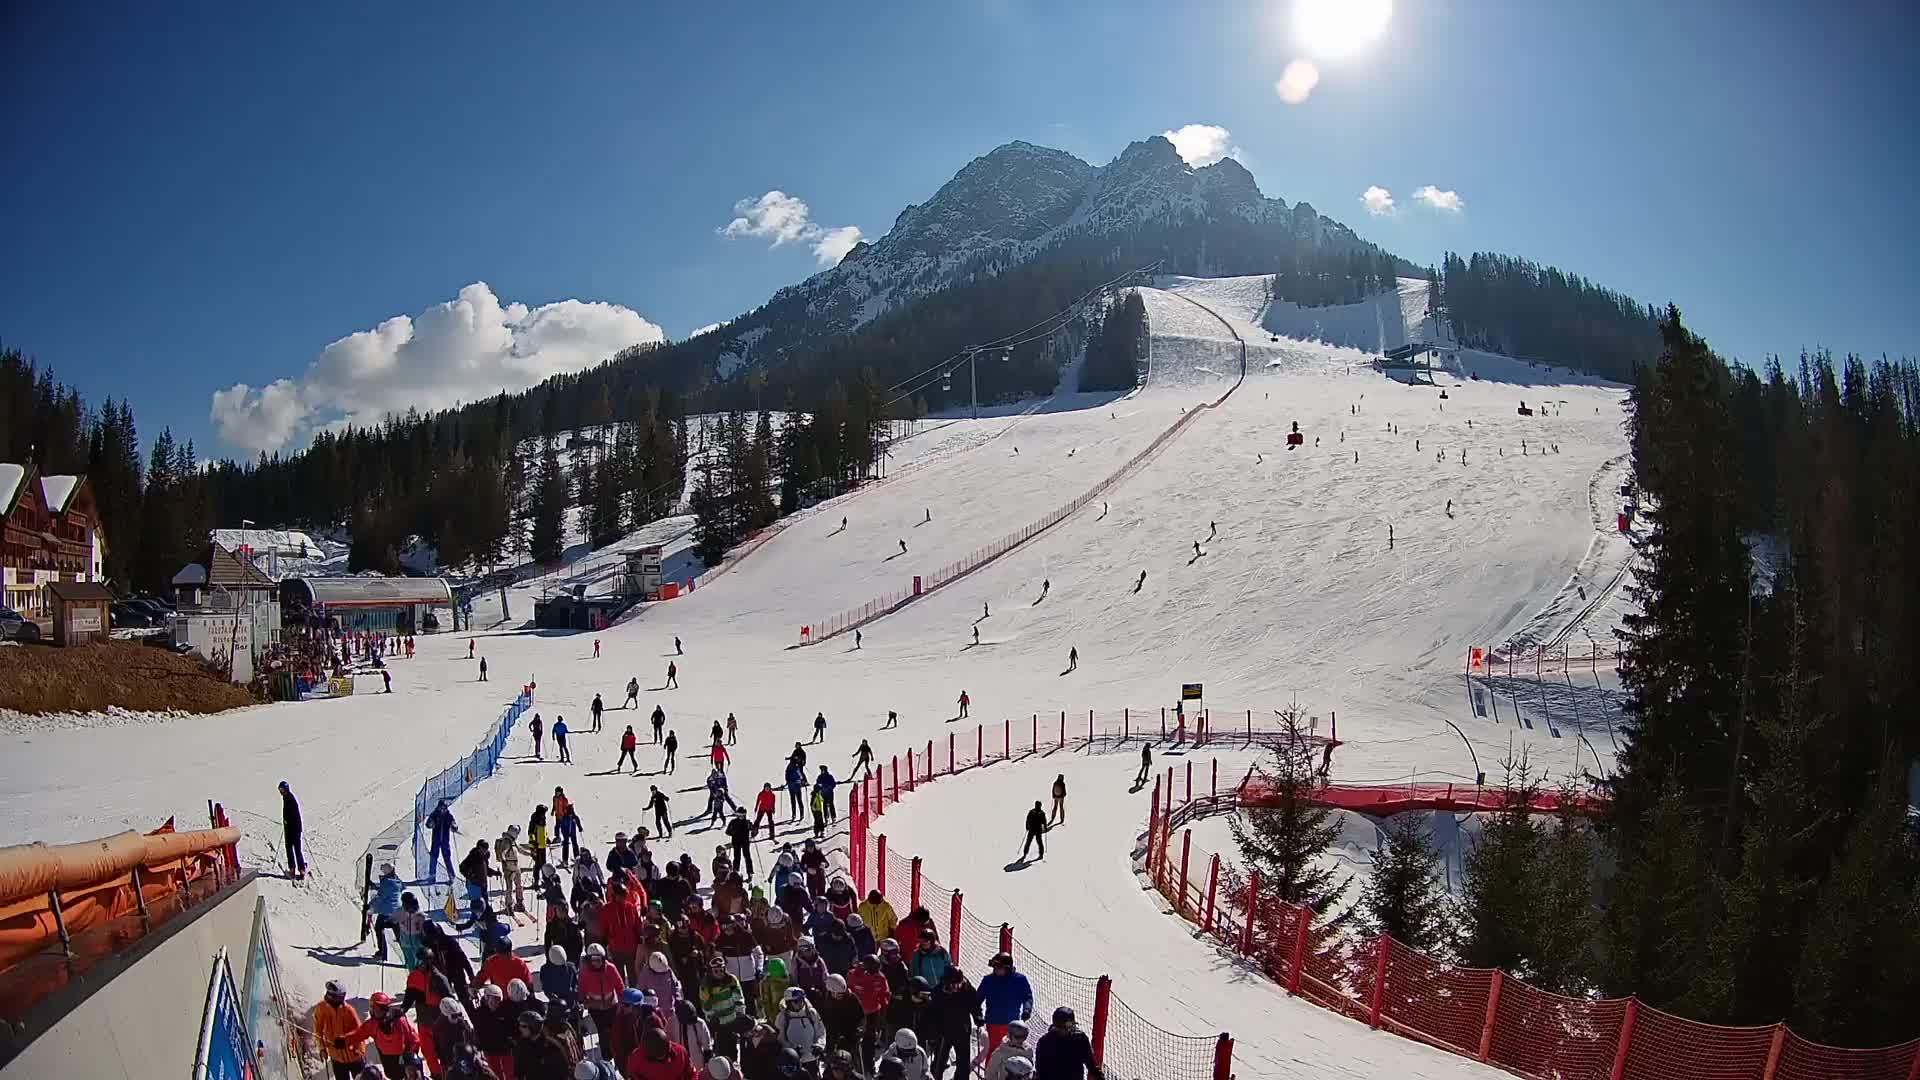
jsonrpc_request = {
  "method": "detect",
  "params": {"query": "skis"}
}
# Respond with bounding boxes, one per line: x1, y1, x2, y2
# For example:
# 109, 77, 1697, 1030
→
356, 852, 375, 943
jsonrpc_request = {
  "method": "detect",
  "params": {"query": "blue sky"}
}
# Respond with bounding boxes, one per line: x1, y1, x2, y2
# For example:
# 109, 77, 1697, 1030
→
2, 1, 1914, 457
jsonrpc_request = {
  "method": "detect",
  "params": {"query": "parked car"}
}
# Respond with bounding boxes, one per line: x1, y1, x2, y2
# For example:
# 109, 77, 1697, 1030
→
125, 597, 173, 621
0, 606, 42, 642
110, 601, 155, 629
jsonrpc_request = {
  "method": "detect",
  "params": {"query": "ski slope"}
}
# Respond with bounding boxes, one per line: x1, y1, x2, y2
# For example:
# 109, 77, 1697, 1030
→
0, 276, 1632, 1078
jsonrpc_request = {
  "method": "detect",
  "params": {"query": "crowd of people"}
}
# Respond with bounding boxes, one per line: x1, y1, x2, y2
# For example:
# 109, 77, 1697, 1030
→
330, 789, 1103, 1080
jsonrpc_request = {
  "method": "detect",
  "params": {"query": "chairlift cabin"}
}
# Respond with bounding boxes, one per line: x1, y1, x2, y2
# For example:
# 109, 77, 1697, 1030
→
941, 370, 952, 391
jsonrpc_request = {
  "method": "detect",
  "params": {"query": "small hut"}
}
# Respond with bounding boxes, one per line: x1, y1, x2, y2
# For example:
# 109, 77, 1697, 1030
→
45, 580, 113, 646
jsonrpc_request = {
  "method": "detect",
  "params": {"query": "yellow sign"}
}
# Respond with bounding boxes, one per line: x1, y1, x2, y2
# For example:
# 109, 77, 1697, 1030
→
329, 676, 355, 697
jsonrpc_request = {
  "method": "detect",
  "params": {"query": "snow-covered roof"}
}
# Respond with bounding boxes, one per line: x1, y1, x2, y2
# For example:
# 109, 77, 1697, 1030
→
210, 528, 324, 558
172, 563, 209, 587
0, 464, 23, 513
285, 576, 452, 608
38, 474, 80, 513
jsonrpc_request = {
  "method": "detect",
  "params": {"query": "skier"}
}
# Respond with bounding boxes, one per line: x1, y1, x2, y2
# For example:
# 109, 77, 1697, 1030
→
648, 786, 673, 839
529, 712, 544, 759
664, 730, 679, 774
557, 798, 582, 865
382, 668, 392, 694
675, 636, 684, 655
494, 826, 524, 913
427, 798, 457, 882
957, 690, 970, 719
1041, 579, 1049, 599
1207, 521, 1216, 540
652, 703, 667, 743
553, 716, 572, 763
1446, 499, 1454, 518
626, 677, 641, 709
706, 770, 733, 828
813, 711, 828, 744
816, 766, 839, 822
924, 508, 932, 525
883, 710, 898, 730
712, 718, 725, 746
711, 740, 731, 773
469, 639, 475, 660
982, 601, 990, 620
841, 516, 848, 531
1049, 775, 1066, 825
666, 661, 679, 689
855, 629, 863, 650
367, 862, 402, 958
1134, 570, 1146, 594
591, 693, 605, 734
898, 539, 908, 556
1035, 1006, 1104, 1079
754, 784, 779, 842
278, 780, 307, 881
810, 785, 829, 840
852, 740, 875, 780
726, 809, 755, 874
972, 626, 980, 647
458, 840, 497, 923
726, 713, 739, 745
1134, 745, 1152, 788
1066, 646, 1077, 673
478, 656, 488, 682
618, 726, 640, 774
978, 957, 1034, 1059
1193, 540, 1203, 558
785, 759, 809, 821
789, 742, 808, 770
1387, 524, 1394, 550
593, 639, 601, 659
1020, 802, 1047, 861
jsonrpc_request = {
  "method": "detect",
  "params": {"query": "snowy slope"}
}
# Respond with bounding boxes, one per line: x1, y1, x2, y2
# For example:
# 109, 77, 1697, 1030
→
0, 278, 1631, 1078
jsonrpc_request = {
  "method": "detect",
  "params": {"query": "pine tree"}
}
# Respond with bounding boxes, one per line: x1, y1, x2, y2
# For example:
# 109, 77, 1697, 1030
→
1601, 782, 1722, 1014
528, 440, 567, 564
1228, 707, 1350, 914
1531, 794, 1597, 994
1359, 814, 1450, 956
1460, 759, 1546, 977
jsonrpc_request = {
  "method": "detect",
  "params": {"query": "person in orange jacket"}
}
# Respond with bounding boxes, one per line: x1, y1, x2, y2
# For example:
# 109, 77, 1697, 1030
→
313, 979, 367, 1080
344, 991, 420, 1077
625, 1026, 695, 1080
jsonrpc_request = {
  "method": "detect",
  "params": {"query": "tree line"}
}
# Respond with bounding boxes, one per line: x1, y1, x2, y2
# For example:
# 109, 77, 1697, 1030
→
1440, 252, 1664, 382
1234, 313, 1920, 1049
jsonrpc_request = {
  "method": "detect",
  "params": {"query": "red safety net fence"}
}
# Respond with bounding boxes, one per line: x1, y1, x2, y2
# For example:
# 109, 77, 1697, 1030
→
1145, 765, 1920, 1080
847, 720, 1235, 1080
800, 347, 1247, 649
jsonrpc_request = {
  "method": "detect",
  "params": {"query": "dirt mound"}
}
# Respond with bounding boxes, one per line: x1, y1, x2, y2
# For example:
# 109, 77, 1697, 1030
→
0, 641, 263, 715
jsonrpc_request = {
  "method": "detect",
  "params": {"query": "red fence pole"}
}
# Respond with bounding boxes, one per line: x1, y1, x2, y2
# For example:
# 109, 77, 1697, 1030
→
1123, 708, 1128, 739
1003, 718, 1010, 759
999, 923, 1013, 959
927, 739, 934, 779
1090, 976, 1112, 1065
1204, 854, 1221, 932
877, 835, 888, 896
907, 748, 916, 789
910, 856, 923, 911
1059, 711, 1065, 749
891, 756, 899, 803
949, 890, 963, 965
1240, 870, 1261, 956
1760, 1026, 1787, 1080
1179, 830, 1193, 916
1287, 903, 1310, 994
1186, 760, 1193, 804
1476, 970, 1504, 1062
1212, 1033, 1233, 1080
1906, 1044, 1920, 1080
1367, 937, 1391, 1028
1608, 999, 1639, 1080
1147, 777, 1162, 867
1087, 709, 1093, 745
977, 724, 983, 764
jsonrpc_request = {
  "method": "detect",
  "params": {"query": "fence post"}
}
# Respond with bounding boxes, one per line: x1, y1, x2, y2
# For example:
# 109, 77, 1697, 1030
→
1247, 709, 1252, 740
1476, 970, 1504, 1062
877, 836, 888, 896
977, 724, 983, 764
1760, 1026, 1787, 1080
1367, 937, 1391, 1028
1032, 713, 1038, 752
1203, 854, 1221, 932
907, 748, 916, 789
1003, 718, 1010, 759
949, 733, 955, 773
1161, 706, 1166, 736
1905, 1043, 1920, 1080
1212, 1033, 1233, 1080
1287, 903, 1310, 994
999, 923, 1013, 959
1186, 760, 1193, 804
1608, 999, 1639, 1080
1123, 708, 1128, 739
950, 891, 963, 965
1059, 711, 1065, 749
1179, 830, 1193, 916
1090, 976, 1113, 1065
891, 756, 900, 803
910, 857, 923, 911
1240, 870, 1261, 956
1212, 758, 1218, 797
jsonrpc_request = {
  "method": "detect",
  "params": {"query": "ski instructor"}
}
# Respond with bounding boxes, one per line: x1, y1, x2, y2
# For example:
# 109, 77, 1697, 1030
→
279, 780, 307, 881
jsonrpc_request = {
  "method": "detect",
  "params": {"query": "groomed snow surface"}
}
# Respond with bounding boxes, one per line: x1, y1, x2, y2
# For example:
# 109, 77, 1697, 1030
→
0, 277, 1632, 1079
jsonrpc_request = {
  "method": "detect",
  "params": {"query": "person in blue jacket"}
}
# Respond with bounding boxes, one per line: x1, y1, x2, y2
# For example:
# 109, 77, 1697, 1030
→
368, 862, 403, 961
814, 766, 839, 823
427, 798, 458, 882
785, 761, 809, 822
977, 952, 1034, 1057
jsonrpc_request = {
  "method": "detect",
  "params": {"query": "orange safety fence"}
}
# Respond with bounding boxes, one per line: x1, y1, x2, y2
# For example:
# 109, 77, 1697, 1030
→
1146, 768, 1920, 1080
0, 819, 241, 973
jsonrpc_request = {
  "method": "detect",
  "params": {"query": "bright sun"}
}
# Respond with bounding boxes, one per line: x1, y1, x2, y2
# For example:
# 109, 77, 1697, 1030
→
1293, 0, 1393, 60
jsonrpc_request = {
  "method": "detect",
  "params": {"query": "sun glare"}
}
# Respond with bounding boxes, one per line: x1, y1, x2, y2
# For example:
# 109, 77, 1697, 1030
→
1293, 0, 1393, 60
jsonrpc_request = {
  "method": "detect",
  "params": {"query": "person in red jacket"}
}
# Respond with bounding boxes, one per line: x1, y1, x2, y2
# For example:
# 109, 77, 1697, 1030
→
848, 953, 892, 1062
893, 906, 932, 957
602, 878, 645, 979
476, 937, 533, 996
619, 726, 641, 774
625, 1026, 695, 1080
344, 992, 420, 1077
753, 784, 778, 842
578, 942, 628, 1050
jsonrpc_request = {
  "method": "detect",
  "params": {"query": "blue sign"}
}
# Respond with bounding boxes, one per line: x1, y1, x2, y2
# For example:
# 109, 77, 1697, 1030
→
196, 950, 254, 1080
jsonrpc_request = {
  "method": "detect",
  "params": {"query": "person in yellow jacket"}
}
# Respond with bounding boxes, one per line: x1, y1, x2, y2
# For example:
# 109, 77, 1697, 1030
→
857, 890, 898, 941
313, 979, 367, 1079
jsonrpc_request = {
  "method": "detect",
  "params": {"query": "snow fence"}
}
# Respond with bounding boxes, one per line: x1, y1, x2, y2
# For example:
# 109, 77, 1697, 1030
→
1146, 773, 1920, 1080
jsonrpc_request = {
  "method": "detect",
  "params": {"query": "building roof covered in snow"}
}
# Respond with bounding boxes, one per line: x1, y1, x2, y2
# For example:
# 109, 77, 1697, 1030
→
38, 474, 80, 513
209, 529, 324, 559
0, 464, 24, 515
282, 575, 452, 609
0, 465, 88, 518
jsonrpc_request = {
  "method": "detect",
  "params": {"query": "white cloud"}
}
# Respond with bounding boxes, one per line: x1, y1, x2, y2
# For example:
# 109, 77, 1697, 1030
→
1413, 185, 1466, 212
720, 190, 864, 267
210, 282, 664, 453
688, 323, 724, 340
1275, 59, 1321, 105
1162, 124, 1241, 168
1360, 185, 1396, 216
